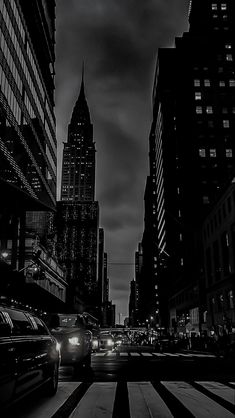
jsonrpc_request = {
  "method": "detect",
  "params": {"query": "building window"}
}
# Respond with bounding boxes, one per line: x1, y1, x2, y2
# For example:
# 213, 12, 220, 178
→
223, 120, 230, 128
219, 81, 226, 87
194, 79, 200, 87
195, 92, 202, 100
204, 79, 211, 87
212, 4, 217, 10
221, 4, 227, 10
210, 149, 216, 157
206, 106, 213, 114
199, 148, 206, 157
228, 290, 234, 309
226, 54, 233, 61
226, 149, 232, 158
203, 196, 210, 204
196, 106, 203, 114
229, 80, 235, 87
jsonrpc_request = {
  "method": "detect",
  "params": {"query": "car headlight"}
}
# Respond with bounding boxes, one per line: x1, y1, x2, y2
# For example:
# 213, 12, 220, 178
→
68, 336, 80, 346
92, 340, 98, 347
56, 342, 61, 351
107, 339, 113, 346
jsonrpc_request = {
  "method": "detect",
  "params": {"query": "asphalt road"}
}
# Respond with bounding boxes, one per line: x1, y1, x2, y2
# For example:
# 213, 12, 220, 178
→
4, 346, 235, 418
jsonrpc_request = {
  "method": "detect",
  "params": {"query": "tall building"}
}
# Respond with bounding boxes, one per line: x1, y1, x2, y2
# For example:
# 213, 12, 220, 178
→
141, 0, 235, 331
0, 1, 66, 310
57, 73, 100, 315
61, 71, 95, 202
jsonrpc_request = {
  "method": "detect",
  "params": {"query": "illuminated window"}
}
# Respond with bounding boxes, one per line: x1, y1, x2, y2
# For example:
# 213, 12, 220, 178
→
225, 44, 232, 49
229, 80, 235, 87
226, 54, 233, 61
204, 79, 210, 87
212, 4, 217, 10
219, 81, 225, 87
206, 106, 213, 114
223, 120, 230, 128
195, 92, 201, 100
210, 149, 216, 157
226, 149, 232, 158
194, 79, 200, 87
196, 106, 202, 114
199, 149, 206, 157
221, 3, 227, 10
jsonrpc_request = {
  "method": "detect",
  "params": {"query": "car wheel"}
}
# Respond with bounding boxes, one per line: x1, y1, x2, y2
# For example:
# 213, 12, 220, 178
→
45, 363, 59, 396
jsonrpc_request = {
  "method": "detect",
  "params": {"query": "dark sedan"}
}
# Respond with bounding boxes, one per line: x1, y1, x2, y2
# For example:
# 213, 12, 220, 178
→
46, 313, 92, 373
0, 304, 60, 409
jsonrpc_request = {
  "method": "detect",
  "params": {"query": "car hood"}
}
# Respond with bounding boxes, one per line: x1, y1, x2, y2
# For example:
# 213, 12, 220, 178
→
50, 327, 82, 338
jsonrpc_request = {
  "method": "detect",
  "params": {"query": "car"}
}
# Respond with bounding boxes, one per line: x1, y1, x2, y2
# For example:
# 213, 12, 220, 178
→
154, 337, 179, 352
46, 313, 92, 372
0, 304, 60, 410
99, 331, 114, 350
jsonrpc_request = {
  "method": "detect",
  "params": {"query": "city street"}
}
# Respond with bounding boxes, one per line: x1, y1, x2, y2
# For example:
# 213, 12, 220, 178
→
5, 346, 235, 418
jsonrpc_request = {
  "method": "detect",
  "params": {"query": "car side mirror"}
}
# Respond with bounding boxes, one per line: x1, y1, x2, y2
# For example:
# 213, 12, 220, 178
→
0, 322, 12, 337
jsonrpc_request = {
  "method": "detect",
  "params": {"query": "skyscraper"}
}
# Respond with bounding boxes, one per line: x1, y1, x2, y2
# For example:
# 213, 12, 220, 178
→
140, 0, 235, 330
0, 1, 57, 274
57, 73, 99, 314
61, 71, 95, 202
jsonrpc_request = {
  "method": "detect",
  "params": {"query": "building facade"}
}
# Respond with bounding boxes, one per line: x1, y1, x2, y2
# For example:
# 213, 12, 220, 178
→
141, 0, 235, 332
0, 0, 65, 310
58, 74, 100, 315
202, 180, 235, 337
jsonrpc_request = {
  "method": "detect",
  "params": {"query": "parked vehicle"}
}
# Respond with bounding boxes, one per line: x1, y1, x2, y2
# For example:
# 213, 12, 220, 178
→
0, 304, 60, 409
99, 331, 114, 350
46, 313, 92, 372
154, 337, 179, 352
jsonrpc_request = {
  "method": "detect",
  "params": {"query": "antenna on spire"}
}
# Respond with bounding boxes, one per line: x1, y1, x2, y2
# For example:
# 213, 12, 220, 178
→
82, 60, 85, 83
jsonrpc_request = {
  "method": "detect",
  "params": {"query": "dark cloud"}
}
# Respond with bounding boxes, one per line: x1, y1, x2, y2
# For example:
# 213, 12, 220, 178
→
55, 0, 189, 321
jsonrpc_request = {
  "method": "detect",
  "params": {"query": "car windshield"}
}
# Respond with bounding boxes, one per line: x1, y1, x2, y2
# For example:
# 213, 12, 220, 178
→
58, 315, 78, 327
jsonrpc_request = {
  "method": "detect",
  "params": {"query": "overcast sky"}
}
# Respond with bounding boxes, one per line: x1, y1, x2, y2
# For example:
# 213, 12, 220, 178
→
55, 0, 189, 322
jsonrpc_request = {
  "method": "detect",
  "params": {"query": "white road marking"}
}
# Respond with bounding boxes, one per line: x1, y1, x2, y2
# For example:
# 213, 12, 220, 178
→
152, 352, 166, 357
162, 381, 234, 418
130, 352, 141, 356
107, 351, 116, 356
163, 353, 179, 357
69, 382, 117, 418
120, 352, 129, 356
196, 381, 235, 405
128, 381, 173, 418
93, 352, 106, 356
177, 353, 193, 357
141, 352, 152, 356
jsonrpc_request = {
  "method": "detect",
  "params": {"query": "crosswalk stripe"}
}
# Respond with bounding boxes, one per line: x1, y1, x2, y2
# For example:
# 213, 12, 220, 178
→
141, 352, 152, 356
195, 381, 235, 405
161, 381, 234, 418
163, 352, 179, 357
177, 353, 193, 357
130, 352, 140, 356
69, 382, 117, 418
93, 352, 106, 356
152, 352, 166, 356
120, 352, 128, 356
107, 351, 116, 356
128, 382, 173, 418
